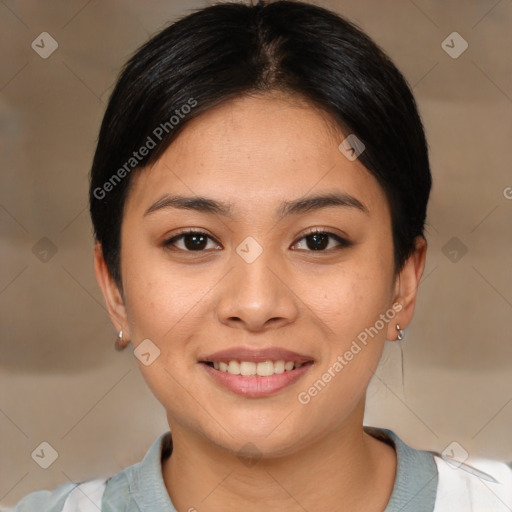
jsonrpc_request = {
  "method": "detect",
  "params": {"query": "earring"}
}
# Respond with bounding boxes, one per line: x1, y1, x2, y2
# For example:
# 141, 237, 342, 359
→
396, 324, 406, 397
115, 329, 128, 351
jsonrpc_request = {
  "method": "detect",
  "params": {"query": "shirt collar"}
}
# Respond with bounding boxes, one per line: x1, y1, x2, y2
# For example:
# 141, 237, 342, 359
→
128, 427, 438, 512
129, 431, 177, 511
364, 426, 438, 512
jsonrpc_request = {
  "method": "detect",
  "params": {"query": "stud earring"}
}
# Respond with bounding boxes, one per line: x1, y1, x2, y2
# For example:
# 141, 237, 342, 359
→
396, 324, 405, 341
115, 329, 128, 351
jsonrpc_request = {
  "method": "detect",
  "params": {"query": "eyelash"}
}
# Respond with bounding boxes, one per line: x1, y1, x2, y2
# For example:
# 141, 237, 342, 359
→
162, 228, 353, 253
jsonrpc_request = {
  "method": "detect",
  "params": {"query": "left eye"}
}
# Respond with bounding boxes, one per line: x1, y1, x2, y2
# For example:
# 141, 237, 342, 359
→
293, 231, 351, 251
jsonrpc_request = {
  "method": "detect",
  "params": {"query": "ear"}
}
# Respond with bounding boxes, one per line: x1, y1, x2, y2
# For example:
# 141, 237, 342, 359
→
386, 236, 427, 341
93, 242, 130, 339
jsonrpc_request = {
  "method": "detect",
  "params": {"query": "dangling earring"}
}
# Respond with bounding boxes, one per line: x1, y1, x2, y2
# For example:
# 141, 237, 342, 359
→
395, 324, 406, 397
115, 329, 128, 351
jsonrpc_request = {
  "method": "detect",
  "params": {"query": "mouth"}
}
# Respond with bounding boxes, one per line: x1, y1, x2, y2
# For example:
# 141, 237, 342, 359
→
198, 346, 315, 397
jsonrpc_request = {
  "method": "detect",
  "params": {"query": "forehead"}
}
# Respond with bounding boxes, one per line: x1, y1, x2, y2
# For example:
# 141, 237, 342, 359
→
124, 93, 388, 219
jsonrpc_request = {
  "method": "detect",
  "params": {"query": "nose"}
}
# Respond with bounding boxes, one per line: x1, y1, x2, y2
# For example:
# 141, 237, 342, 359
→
214, 245, 299, 332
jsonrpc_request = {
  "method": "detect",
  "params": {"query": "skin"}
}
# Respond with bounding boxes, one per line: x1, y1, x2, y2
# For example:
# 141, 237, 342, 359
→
94, 92, 427, 512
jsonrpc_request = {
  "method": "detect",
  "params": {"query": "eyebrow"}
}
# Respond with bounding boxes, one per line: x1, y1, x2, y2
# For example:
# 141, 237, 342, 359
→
143, 192, 369, 219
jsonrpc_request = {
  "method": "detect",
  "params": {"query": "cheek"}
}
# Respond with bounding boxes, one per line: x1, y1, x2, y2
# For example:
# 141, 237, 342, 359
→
292, 268, 393, 422
122, 239, 189, 328
124, 273, 199, 348
121, 244, 222, 370
302, 260, 394, 392
120, 253, 205, 411
307, 263, 394, 341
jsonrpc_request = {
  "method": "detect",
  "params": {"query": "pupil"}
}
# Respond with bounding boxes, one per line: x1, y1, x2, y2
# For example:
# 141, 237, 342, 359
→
185, 234, 207, 250
308, 233, 328, 250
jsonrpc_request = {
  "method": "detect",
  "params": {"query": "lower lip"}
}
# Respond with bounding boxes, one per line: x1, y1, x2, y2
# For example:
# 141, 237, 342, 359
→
201, 362, 313, 398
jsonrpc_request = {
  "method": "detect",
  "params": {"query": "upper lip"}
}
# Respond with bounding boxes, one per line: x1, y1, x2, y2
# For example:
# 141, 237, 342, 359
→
199, 346, 314, 364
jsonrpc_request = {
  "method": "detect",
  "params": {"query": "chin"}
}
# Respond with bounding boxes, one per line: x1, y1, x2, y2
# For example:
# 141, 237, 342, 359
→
204, 418, 313, 460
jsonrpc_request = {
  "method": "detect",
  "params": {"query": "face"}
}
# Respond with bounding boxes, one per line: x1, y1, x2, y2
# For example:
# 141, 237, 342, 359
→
96, 93, 423, 458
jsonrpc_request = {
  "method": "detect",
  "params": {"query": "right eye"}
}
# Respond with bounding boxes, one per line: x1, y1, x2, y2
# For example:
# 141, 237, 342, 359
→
162, 229, 222, 252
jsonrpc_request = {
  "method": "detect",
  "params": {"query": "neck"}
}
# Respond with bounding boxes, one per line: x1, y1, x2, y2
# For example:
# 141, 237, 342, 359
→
162, 402, 397, 512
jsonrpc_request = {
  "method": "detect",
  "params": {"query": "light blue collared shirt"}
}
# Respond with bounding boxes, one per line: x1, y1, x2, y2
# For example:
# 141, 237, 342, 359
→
3, 426, 440, 511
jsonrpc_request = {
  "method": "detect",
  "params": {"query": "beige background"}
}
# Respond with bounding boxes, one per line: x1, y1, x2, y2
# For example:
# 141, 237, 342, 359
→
1, 0, 511, 507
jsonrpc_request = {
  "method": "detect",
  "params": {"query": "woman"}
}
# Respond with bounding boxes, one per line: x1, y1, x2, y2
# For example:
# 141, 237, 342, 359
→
5, 0, 512, 510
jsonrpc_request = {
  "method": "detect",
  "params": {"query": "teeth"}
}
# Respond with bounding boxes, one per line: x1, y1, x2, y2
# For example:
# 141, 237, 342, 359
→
210, 359, 306, 376
240, 361, 256, 376
273, 360, 285, 374
228, 360, 240, 375
257, 361, 274, 377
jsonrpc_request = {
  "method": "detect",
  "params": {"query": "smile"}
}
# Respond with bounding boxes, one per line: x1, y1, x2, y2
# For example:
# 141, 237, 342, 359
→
200, 359, 314, 397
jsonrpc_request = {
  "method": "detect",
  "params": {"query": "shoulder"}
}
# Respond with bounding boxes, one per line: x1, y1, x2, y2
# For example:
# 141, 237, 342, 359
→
0, 471, 139, 512
1, 432, 170, 512
432, 453, 512, 511
0, 481, 77, 512
365, 425, 512, 511
2, 477, 114, 512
